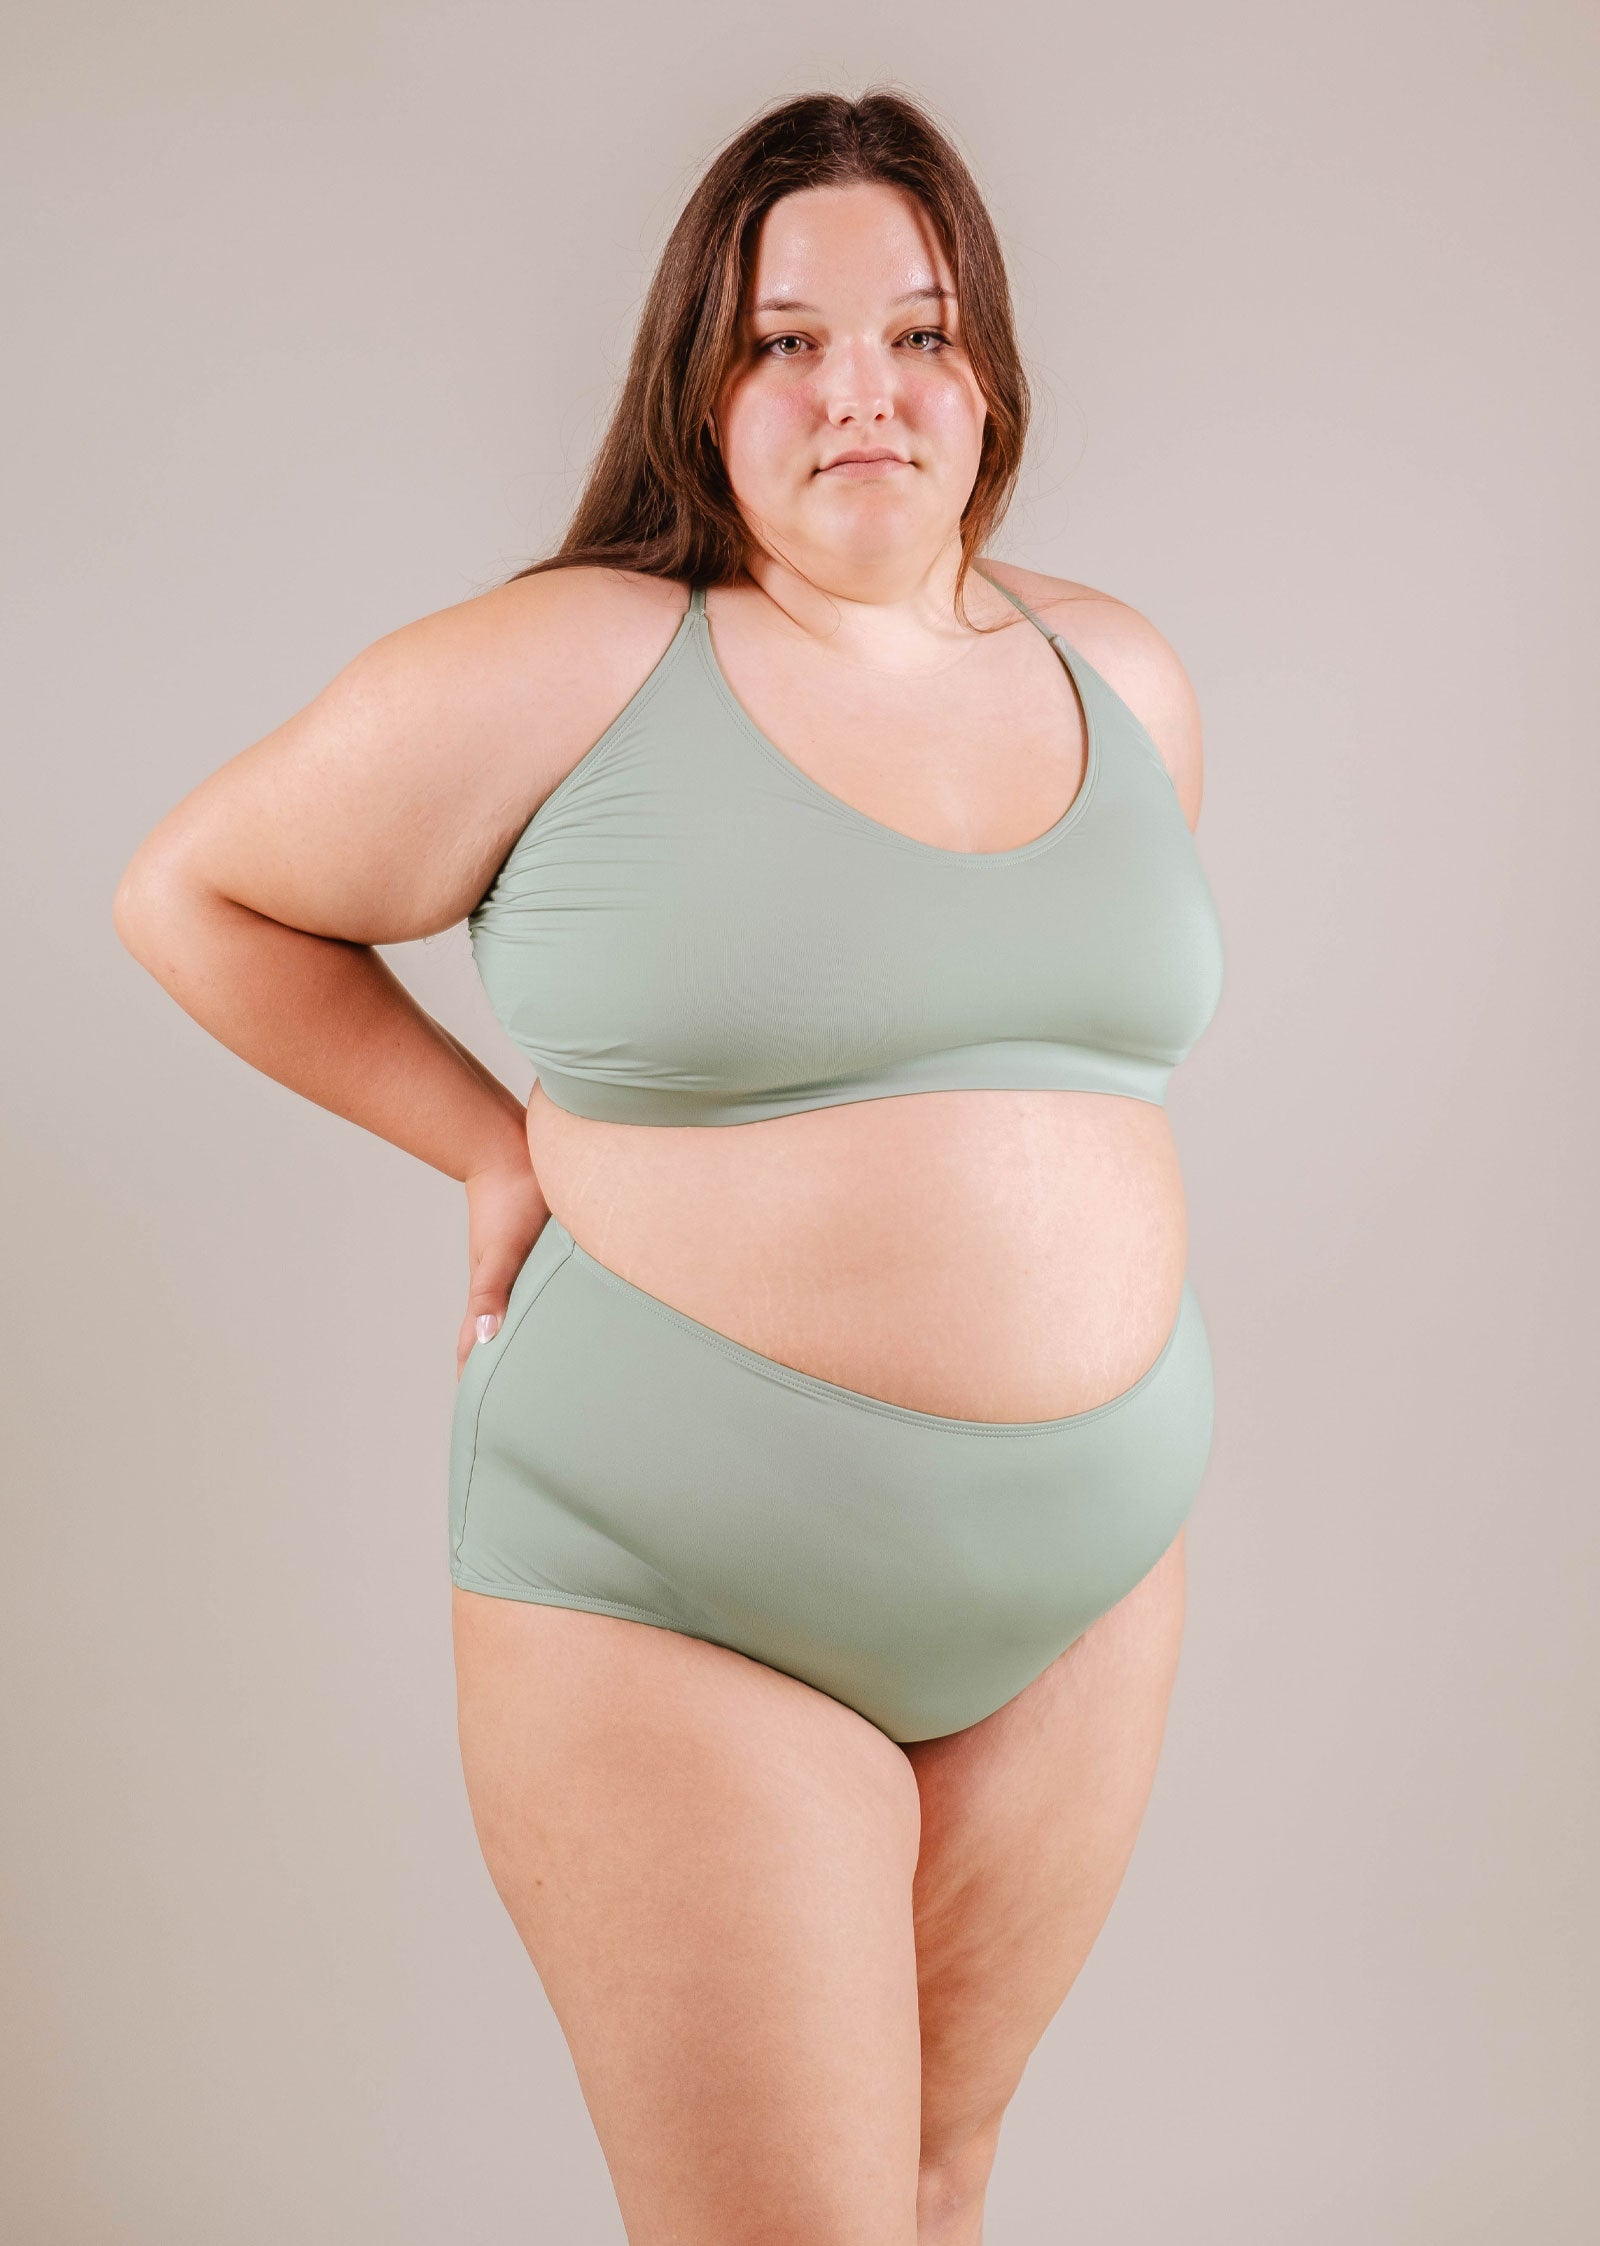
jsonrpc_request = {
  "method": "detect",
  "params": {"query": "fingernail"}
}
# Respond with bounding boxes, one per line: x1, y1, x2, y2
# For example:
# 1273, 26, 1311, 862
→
475, 1313, 501, 1344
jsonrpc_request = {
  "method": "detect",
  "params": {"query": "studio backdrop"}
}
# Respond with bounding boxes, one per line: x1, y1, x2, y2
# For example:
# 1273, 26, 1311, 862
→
3, 3, 1595, 2240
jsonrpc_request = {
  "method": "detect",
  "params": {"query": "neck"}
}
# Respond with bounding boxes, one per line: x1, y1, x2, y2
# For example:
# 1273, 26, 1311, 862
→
733, 539, 1013, 659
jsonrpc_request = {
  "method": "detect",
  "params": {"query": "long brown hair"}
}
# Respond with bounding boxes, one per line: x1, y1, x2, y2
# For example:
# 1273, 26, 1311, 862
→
505, 88, 1030, 610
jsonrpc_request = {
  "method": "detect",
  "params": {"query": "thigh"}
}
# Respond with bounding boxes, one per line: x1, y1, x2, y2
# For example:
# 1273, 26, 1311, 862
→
907, 1529, 1188, 2165
451, 1587, 926, 2246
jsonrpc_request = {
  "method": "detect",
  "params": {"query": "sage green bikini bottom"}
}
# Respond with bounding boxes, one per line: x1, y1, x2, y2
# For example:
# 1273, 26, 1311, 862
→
448, 1216, 1215, 1745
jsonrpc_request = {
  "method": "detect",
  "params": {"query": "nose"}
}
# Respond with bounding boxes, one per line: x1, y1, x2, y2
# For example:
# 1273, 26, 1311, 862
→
818, 335, 894, 429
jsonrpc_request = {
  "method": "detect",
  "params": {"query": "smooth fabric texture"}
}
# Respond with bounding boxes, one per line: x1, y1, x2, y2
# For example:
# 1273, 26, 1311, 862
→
450, 1217, 1215, 1744
467, 574, 1225, 1124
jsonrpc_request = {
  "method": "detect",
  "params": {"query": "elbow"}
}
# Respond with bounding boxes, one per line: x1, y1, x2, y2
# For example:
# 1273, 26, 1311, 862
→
112, 847, 161, 961
113, 840, 205, 966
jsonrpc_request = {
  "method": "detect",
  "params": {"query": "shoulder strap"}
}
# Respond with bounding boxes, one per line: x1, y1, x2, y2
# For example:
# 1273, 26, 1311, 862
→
689, 584, 707, 617
972, 567, 1057, 641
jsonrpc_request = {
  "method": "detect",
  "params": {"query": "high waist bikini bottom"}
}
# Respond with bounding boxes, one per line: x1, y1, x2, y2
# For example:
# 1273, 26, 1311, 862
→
448, 1216, 1215, 1745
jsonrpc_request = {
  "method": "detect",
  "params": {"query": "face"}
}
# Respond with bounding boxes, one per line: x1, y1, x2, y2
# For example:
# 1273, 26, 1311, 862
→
711, 181, 989, 587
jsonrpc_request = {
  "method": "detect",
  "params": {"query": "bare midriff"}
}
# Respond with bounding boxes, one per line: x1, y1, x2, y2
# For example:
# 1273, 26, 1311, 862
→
525, 1088, 1188, 1423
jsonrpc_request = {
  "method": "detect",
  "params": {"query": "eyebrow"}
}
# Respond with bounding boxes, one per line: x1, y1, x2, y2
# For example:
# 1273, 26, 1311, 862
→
751, 286, 954, 314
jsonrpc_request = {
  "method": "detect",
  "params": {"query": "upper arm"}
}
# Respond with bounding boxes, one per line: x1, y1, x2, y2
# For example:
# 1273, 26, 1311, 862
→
115, 567, 689, 945
986, 564, 1207, 832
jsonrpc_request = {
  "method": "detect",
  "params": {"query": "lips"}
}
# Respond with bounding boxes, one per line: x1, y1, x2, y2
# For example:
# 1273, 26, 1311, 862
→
819, 450, 910, 470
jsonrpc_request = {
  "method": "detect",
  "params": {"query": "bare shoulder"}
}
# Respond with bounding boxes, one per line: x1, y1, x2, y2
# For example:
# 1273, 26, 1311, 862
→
365, 562, 690, 773
417, 559, 687, 700
977, 557, 1206, 830
120, 565, 691, 947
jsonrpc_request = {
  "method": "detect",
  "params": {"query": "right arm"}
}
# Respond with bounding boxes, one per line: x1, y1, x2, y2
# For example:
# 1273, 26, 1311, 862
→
111, 565, 673, 1375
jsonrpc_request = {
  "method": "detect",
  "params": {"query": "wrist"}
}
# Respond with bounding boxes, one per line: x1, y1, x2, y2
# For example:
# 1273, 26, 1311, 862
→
464, 1142, 538, 1187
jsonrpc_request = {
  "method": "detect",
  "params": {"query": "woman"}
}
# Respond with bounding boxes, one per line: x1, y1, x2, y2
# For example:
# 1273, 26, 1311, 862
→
115, 88, 1224, 2246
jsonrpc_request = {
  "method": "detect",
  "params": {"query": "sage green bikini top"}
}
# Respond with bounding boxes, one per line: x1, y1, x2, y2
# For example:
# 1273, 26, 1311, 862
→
468, 572, 1225, 1125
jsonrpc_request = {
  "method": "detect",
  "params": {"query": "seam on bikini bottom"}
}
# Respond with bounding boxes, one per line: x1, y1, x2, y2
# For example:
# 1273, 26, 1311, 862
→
453, 1229, 579, 1565
560, 1230, 1194, 1439
448, 1569, 696, 1638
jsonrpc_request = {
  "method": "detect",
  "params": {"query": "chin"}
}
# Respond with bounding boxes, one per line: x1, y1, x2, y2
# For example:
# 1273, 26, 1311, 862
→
808, 489, 926, 537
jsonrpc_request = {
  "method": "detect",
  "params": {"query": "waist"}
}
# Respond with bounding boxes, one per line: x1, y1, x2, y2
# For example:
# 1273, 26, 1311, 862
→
524, 1084, 1189, 1420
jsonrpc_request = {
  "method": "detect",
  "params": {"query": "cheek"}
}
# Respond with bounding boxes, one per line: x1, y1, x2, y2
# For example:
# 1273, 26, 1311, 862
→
903, 364, 987, 456
722, 380, 815, 489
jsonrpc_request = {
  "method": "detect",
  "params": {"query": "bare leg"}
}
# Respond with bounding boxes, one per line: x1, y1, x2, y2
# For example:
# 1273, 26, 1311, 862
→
907, 1530, 1189, 2243
451, 1589, 926, 2245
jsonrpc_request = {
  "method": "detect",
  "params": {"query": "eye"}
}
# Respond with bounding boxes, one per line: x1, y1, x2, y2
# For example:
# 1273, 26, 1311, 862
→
759, 333, 809, 358
902, 328, 951, 352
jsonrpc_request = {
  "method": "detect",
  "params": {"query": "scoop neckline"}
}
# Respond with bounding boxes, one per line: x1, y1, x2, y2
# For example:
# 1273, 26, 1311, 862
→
693, 576, 1100, 865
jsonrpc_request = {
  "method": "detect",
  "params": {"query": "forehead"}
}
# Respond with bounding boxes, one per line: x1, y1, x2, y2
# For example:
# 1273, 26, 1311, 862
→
747, 181, 954, 302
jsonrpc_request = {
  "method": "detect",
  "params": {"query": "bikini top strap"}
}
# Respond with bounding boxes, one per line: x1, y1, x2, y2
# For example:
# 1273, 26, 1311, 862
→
972, 567, 1058, 642
689, 584, 707, 617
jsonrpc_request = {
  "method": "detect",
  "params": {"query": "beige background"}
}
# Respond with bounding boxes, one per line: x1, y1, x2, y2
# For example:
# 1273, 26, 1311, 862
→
4, 2, 1596, 2238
